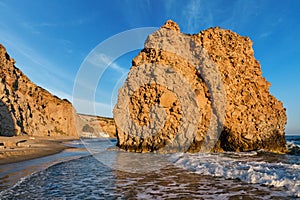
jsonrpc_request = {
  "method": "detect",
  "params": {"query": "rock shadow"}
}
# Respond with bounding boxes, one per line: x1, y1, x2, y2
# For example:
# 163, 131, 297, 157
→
0, 100, 15, 136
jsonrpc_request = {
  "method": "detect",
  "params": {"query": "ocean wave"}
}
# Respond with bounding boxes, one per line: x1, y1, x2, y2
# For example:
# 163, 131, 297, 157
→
287, 141, 300, 155
172, 152, 300, 197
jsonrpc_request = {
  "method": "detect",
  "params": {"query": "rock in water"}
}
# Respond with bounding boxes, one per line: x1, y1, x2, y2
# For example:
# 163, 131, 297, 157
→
114, 20, 287, 153
0, 44, 77, 137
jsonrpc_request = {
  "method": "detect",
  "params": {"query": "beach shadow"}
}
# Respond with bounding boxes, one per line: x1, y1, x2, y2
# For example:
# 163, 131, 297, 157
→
0, 100, 15, 136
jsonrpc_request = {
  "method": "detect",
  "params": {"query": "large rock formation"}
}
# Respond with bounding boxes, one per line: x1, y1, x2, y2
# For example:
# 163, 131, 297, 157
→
0, 44, 77, 137
114, 20, 287, 153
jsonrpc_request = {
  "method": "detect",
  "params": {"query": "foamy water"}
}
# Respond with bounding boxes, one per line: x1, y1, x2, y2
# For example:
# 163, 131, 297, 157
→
0, 136, 299, 199
172, 151, 300, 197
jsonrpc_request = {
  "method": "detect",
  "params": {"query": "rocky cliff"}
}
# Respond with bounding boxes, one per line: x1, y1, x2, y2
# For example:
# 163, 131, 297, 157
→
114, 20, 287, 153
77, 114, 116, 138
0, 44, 77, 137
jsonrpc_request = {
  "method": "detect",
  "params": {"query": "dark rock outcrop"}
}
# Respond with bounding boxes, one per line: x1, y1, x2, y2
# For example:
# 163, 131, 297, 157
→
114, 20, 287, 153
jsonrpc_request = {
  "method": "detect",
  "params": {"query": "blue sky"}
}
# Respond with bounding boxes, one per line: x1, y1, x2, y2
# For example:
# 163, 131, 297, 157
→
0, 0, 299, 135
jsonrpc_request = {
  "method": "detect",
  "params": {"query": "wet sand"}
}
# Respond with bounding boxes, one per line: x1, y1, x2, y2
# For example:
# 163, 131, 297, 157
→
0, 136, 80, 165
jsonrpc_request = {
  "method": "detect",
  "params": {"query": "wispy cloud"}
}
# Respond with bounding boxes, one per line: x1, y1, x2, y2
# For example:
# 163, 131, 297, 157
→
163, 0, 174, 17
1, 33, 73, 82
180, 0, 214, 32
218, 0, 263, 30
259, 31, 272, 39
87, 52, 126, 74
73, 98, 113, 117
17, 14, 94, 39
23, 22, 58, 28
70, 18, 89, 26
20, 22, 60, 34
0, 24, 75, 99
58, 39, 74, 54
0, 1, 7, 7
21, 14, 93, 29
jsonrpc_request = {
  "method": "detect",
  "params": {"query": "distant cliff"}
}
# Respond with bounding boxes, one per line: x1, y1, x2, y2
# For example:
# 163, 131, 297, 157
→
114, 20, 287, 153
77, 114, 116, 138
0, 44, 77, 137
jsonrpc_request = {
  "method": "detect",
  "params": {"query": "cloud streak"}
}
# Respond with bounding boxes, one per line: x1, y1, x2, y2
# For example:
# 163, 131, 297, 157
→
0, 22, 76, 103
73, 97, 113, 117
181, 0, 213, 32
87, 52, 126, 74
0, 31, 73, 83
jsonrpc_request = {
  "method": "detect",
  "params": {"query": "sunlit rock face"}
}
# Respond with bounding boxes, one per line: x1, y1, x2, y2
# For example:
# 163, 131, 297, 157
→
114, 20, 287, 153
77, 114, 116, 138
0, 44, 77, 137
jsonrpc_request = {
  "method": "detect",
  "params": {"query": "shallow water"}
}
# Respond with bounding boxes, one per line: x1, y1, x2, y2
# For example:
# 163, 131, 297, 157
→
0, 136, 299, 199
0, 145, 89, 191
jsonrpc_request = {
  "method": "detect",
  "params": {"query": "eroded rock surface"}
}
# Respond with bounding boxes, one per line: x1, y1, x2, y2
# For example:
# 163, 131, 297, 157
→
0, 44, 77, 137
114, 20, 287, 153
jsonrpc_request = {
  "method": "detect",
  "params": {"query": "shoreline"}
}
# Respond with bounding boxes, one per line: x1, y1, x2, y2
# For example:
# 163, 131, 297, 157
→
0, 136, 80, 165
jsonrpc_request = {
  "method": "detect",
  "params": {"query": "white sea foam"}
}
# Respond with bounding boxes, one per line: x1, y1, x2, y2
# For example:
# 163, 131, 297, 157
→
287, 140, 300, 158
172, 152, 300, 197
287, 141, 300, 147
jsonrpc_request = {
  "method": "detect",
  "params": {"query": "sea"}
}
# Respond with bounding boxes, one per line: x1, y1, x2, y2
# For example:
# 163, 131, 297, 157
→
0, 136, 300, 199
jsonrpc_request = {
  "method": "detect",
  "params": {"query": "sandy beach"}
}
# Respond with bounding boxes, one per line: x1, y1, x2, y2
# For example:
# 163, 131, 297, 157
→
0, 136, 80, 165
